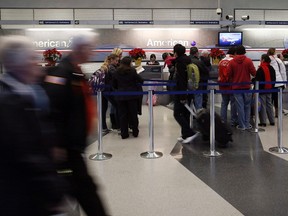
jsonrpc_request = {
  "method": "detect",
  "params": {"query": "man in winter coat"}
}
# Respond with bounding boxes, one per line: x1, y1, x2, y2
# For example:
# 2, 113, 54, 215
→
43, 33, 108, 216
189, 46, 210, 109
227, 45, 256, 130
173, 44, 198, 144
0, 36, 65, 216
218, 46, 238, 126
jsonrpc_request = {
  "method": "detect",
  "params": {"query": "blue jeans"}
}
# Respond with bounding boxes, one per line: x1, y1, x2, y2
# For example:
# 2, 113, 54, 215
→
220, 94, 238, 126
194, 92, 203, 110
233, 92, 252, 129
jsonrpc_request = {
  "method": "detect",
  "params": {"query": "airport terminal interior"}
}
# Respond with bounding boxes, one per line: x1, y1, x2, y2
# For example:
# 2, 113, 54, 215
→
1, 0, 288, 215
85, 101, 288, 216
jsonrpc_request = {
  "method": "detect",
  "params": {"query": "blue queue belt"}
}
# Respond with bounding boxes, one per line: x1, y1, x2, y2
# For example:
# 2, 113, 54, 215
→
89, 80, 288, 161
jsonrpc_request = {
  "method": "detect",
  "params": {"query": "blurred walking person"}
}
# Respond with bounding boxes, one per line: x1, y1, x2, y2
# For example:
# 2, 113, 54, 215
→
0, 36, 65, 216
43, 33, 108, 216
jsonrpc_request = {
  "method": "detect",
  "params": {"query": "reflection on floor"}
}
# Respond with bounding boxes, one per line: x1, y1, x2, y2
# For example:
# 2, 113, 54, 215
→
172, 128, 288, 216
85, 104, 288, 216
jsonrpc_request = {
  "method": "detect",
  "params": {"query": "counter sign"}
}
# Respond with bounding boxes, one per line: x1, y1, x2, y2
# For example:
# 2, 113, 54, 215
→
39, 20, 72, 25
119, 20, 154, 25
190, 20, 219, 25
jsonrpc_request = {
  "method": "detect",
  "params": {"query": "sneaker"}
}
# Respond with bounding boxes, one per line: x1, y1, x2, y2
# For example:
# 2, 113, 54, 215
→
236, 125, 245, 131
182, 132, 199, 144
246, 125, 252, 130
102, 129, 111, 133
177, 137, 184, 142
167, 102, 174, 109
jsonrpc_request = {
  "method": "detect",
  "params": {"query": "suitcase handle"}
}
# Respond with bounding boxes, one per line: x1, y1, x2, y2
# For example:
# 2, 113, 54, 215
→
184, 103, 197, 117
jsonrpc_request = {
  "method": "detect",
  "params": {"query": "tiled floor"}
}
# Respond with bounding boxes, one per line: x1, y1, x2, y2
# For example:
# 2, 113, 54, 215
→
84, 104, 288, 216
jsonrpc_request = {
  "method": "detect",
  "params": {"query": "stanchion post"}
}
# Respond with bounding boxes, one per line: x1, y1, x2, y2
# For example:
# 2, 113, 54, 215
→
203, 89, 222, 157
89, 90, 112, 161
250, 81, 265, 133
269, 88, 288, 154
190, 99, 195, 129
140, 90, 163, 159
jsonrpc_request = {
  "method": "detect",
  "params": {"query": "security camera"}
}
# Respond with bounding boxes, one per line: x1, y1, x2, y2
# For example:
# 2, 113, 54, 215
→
241, 15, 250, 21
226, 15, 234, 20
216, 8, 222, 15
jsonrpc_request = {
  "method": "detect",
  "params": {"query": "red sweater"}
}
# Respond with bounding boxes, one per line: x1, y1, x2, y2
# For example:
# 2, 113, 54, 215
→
226, 55, 256, 90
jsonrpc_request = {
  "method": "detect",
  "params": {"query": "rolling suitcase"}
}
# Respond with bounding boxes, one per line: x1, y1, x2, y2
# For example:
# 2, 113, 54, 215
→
185, 104, 233, 147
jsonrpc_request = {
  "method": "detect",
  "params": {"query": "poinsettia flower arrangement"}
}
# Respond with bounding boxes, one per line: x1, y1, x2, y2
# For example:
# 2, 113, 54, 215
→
281, 49, 288, 59
210, 48, 225, 59
129, 48, 146, 60
43, 48, 62, 62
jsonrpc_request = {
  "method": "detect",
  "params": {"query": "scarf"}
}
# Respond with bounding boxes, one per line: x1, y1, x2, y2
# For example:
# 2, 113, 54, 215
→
260, 62, 272, 89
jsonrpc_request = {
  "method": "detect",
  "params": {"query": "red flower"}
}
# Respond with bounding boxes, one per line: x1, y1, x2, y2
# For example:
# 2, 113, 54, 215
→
43, 48, 62, 62
282, 49, 288, 59
129, 48, 146, 59
210, 48, 225, 59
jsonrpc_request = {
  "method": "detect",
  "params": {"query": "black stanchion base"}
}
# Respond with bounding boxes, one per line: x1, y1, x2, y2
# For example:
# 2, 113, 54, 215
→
89, 153, 112, 161
140, 151, 163, 159
269, 147, 288, 154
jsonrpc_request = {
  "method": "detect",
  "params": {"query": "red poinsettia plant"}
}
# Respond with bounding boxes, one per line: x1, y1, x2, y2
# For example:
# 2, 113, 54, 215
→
43, 48, 62, 62
281, 49, 288, 59
129, 48, 146, 60
210, 48, 225, 59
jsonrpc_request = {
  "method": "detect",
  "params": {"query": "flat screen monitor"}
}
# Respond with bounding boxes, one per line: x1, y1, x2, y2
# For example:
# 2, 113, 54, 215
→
218, 32, 243, 46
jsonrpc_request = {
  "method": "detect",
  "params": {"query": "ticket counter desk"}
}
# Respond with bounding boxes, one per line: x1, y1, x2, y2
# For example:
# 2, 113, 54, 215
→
138, 65, 170, 106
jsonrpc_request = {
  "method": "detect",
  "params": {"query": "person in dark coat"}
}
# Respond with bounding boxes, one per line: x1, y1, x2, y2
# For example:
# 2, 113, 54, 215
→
173, 44, 198, 144
112, 56, 144, 139
106, 54, 120, 130
0, 36, 65, 216
255, 54, 276, 126
189, 46, 210, 109
43, 33, 108, 216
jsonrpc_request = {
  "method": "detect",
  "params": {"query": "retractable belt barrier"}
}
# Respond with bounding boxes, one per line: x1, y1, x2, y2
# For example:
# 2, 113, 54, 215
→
89, 80, 288, 161
89, 90, 112, 161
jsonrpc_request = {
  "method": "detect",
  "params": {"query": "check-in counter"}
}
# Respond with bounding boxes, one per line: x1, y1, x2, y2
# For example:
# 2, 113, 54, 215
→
138, 65, 170, 105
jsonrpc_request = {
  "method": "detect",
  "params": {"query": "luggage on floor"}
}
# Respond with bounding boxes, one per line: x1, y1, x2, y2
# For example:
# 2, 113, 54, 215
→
196, 109, 233, 147
184, 104, 233, 147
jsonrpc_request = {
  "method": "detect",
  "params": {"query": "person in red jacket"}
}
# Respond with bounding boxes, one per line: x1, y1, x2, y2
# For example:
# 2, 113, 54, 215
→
227, 45, 256, 130
218, 46, 237, 126
255, 54, 276, 127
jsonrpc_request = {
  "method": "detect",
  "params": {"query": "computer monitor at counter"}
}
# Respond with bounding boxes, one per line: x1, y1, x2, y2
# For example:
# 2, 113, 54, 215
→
138, 65, 163, 80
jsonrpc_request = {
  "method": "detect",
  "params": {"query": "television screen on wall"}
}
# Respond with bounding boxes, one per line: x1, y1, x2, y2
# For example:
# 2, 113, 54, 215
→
218, 32, 243, 46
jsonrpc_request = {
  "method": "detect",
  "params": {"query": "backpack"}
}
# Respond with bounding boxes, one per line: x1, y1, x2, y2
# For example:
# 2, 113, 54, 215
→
186, 63, 200, 90
88, 68, 106, 93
